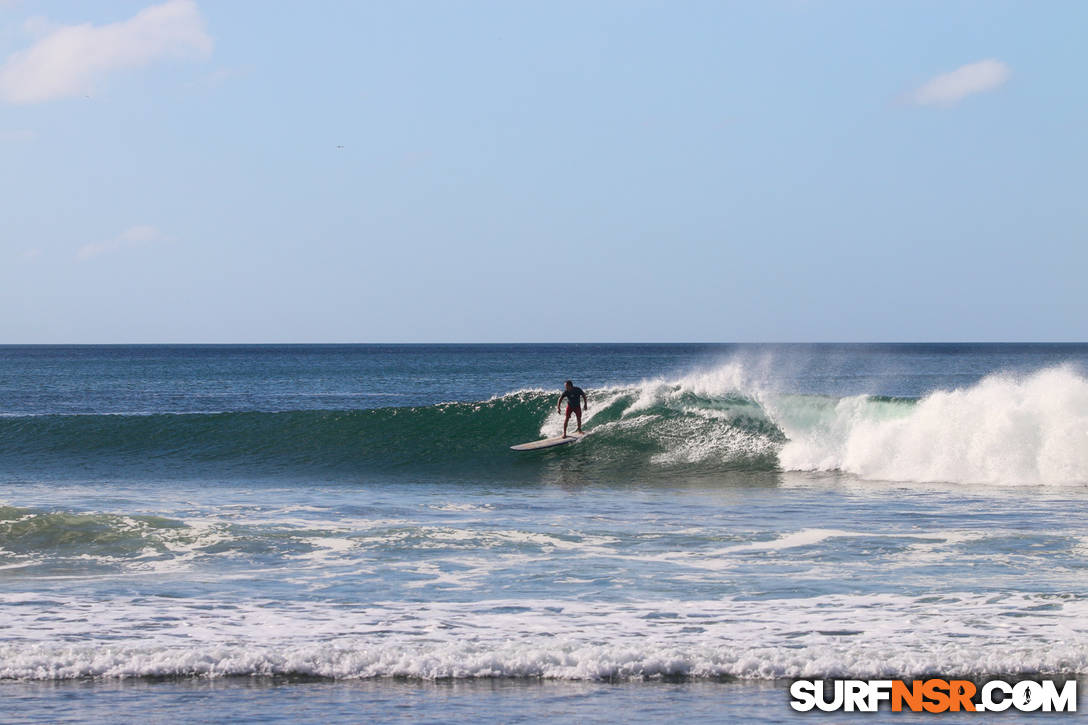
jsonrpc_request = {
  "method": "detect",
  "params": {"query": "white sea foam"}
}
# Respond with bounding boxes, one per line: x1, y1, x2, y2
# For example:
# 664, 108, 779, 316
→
776, 366, 1088, 485
564, 362, 1088, 485
2, 592, 1086, 681
717, 529, 859, 553
649, 416, 777, 466
427, 503, 495, 512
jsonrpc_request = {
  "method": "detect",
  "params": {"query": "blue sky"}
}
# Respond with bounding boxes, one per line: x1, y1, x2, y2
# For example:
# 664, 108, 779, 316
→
1, 0, 1085, 342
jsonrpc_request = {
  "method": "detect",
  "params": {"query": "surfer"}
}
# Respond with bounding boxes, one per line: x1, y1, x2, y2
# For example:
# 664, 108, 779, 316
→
557, 380, 588, 437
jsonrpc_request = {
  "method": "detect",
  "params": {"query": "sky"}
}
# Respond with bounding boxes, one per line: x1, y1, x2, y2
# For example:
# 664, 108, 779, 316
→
1, 0, 1085, 343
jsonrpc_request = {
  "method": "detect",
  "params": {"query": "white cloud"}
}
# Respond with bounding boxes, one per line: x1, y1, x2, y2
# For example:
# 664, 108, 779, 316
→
0, 0, 211, 104
909, 59, 1010, 106
77, 225, 166, 260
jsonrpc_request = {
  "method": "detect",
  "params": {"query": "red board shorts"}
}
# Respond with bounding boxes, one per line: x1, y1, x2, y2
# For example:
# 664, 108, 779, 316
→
565, 405, 581, 419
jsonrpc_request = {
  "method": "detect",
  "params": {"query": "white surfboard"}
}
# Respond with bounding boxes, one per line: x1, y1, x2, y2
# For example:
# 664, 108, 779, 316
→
510, 431, 588, 451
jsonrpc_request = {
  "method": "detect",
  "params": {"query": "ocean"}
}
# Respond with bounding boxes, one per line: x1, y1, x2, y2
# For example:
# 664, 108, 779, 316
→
2, 343, 1088, 722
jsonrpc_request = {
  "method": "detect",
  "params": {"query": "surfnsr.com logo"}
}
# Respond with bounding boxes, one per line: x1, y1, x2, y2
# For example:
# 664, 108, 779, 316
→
790, 679, 1077, 713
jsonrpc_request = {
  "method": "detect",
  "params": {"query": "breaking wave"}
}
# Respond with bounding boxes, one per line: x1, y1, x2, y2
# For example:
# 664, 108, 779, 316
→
3, 593, 1087, 681
1, 364, 1086, 485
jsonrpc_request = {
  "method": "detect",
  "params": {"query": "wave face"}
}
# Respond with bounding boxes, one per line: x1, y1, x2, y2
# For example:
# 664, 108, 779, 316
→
0, 394, 565, 477
0, 370, 783, 479
2, 364, 1087, 485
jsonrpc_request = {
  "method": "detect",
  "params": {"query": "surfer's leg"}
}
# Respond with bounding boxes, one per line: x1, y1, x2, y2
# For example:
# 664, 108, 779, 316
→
574, 409, 583, 433
563, 406, 571, 437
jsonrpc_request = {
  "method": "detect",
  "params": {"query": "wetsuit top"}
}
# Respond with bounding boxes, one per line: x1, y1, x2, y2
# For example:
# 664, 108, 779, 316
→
561, 387, 585, 410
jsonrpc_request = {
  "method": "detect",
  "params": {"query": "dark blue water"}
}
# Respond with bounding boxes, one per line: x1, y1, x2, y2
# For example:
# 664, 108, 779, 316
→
2, 343, 1084, 414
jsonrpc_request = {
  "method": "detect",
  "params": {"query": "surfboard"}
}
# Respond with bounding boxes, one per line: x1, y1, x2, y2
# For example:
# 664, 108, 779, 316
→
510, 432, 588, 451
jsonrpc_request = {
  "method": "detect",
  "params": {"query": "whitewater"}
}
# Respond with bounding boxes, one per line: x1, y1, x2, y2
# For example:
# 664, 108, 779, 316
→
572, 361, 1088, 485
2, 344, 1087, 721
4, 359, 1087, 486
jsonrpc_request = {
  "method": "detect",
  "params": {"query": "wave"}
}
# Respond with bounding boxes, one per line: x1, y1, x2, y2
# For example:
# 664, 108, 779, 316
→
0, 505, 227, 575
774, 365, 1088, 485
1, 364, 1086, 485
0, 380, 783, 480
3, 592, 1087, 681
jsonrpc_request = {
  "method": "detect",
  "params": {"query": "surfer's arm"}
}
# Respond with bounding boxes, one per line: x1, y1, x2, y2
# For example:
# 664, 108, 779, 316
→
556, 394, 564, 412
581, 391, 588, 409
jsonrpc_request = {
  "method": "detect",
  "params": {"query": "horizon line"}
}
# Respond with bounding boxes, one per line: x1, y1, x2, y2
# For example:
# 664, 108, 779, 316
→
1, 341, 1087, 346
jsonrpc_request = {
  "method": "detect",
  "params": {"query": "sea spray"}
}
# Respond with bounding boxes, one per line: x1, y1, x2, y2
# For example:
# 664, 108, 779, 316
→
2, 362, 1087, 485
774, 366, 1088, 485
